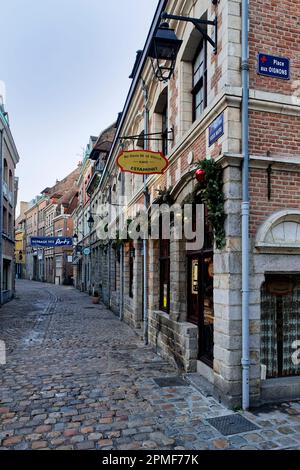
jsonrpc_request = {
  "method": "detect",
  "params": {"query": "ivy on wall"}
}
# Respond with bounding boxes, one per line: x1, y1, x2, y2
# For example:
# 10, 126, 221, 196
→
183, 158, 226, 250
152, 187, 174, 206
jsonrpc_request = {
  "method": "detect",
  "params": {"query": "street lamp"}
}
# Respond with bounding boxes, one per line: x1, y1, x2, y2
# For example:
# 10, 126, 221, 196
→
87, 214, 94, 232
148, 10, 218, 82
148, 22, 182, 82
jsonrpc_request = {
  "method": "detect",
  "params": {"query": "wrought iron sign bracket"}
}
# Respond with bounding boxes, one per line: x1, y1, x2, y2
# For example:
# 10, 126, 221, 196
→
119, 128, 174, 144
161, 12, 218, 54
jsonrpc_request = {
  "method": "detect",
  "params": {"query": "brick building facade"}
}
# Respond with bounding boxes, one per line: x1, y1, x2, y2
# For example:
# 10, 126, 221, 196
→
24, 167, 80, 285
1, 93, 19, 304
75, 0, 300, 407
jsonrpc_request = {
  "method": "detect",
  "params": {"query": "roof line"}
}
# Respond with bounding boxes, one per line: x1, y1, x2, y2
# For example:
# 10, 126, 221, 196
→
98, 0, 167, 186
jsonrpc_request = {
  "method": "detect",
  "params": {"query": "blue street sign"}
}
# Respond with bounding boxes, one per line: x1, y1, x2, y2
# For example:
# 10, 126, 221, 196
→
257, 53, 290, 80
209, 113, 224, 147
30, 237, 73, 248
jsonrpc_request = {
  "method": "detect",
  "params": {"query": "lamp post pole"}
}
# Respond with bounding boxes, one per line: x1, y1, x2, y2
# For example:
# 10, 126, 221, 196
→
87, 212, 94, 293
89, 231, 92, 291
141, 79, 149, 345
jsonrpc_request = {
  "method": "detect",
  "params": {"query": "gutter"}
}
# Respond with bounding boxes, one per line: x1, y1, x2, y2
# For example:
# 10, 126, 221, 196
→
241, 0, 250, 411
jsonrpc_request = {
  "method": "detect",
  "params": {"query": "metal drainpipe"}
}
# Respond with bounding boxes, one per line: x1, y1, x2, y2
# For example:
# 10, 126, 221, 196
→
241, 0, 250, 411
108, 187, 112, 308
142, 79, 149, 345
0, 129, 3, 306
119, 172, 125, 322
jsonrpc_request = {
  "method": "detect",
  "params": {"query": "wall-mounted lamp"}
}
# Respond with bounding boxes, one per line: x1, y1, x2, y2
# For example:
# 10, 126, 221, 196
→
148, 10, 218, 82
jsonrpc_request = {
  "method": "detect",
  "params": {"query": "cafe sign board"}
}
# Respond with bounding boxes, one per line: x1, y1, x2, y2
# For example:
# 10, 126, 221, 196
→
117, 150, 169, 175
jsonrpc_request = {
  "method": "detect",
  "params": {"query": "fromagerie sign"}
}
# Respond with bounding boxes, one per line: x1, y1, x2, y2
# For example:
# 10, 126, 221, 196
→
117, 150, 169, 175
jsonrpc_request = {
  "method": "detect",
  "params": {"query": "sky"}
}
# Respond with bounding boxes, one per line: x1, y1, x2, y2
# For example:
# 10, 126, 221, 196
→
0, 0, 158, 215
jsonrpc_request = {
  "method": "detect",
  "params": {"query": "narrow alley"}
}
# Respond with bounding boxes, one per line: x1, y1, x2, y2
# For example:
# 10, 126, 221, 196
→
1, 281, 300, 451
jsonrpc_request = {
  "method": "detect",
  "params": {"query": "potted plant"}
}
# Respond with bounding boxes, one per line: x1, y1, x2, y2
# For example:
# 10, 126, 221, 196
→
92, 289, 100, 304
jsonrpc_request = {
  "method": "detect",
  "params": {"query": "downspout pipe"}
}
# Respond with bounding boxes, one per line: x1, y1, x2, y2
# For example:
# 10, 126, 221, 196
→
119, 172, 125, 322
241, 0, 250, 411
108, 187, 112, 308
0, 129, 3, 306
142, 79, 149, 345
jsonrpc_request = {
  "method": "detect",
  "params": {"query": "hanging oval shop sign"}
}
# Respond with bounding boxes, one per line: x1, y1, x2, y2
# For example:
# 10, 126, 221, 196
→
117, 150, 169, 175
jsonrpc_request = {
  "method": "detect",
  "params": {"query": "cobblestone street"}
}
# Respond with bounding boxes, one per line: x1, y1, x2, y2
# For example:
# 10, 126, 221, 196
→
0, 280, 300, 450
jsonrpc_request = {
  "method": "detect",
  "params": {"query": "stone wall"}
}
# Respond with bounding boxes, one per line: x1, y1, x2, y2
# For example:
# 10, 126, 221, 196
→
149, 309, 198, 372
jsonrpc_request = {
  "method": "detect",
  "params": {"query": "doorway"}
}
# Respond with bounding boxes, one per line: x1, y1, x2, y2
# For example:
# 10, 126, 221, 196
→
187, 251, 214, 366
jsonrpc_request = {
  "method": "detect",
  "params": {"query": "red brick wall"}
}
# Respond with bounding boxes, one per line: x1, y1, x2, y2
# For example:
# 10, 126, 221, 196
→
250, 168, 300, 235
180, 132, 207, 174
249, 0, 300, 95
53, 217, 73, 238
249, 110, 300, 157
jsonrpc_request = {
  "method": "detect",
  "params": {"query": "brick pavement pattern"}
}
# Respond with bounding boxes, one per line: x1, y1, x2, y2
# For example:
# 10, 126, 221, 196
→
1, 280, 300, 450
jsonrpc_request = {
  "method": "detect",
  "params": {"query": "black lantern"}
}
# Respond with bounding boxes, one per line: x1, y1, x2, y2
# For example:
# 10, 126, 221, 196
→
87, 214, 94, 232
73, 233, 79, 244
148, 22, 182, 82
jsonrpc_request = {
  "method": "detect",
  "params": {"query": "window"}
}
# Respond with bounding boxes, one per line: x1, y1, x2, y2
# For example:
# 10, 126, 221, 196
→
159, 239, 170, 313
192, 204, 213, 250
8, 213, 12, 237
137, 131, 145, 150
3, 159, 8, 183
3, 260, 10, 291
129, 242, 134, 298
192, 42, 207, 121
162, 103, 168, 156
9, 170, 13, 191
154, 87, 168, 156
3, 207, 7, 233
261, 274, 300, 378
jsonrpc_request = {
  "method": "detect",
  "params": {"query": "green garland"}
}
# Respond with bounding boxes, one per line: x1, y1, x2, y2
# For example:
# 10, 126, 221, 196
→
184, 158, 226, 250
153, 187, 174, 206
